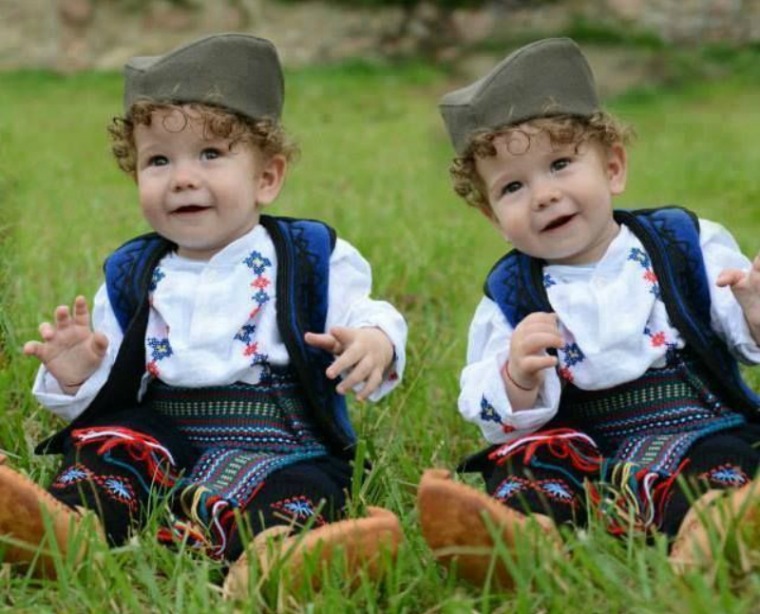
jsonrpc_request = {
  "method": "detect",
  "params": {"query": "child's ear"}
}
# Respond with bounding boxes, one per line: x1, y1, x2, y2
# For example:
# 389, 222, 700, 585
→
256, 154, 287, 205
606, 142, 628, 196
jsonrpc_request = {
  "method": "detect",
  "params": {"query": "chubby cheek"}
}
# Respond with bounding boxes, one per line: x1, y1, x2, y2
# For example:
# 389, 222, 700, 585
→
137, 193, 164, 230
487, 206, 515, 242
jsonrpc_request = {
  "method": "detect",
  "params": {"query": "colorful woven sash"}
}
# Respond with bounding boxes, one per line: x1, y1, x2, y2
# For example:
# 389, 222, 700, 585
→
560, 351, 745, 477
148, 371, 328, 508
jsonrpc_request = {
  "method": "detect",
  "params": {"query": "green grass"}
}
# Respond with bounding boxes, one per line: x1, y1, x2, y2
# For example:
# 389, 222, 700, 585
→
2, 49, 760, 612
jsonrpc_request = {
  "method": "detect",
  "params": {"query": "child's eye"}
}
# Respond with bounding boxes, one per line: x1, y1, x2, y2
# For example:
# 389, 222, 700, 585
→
148, 155, 168, 167
551, 158, 571, 172
201, 148, 222, 160
500, 181, 522, 196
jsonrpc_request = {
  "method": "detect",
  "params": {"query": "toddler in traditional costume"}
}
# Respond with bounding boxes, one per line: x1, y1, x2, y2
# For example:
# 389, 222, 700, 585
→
0, 33, 406, 598
417, 37, 760, 587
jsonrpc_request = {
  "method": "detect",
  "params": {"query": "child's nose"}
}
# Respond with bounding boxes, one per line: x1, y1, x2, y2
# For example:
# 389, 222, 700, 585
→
532, 179, 560, 209
171, 162, 199, 190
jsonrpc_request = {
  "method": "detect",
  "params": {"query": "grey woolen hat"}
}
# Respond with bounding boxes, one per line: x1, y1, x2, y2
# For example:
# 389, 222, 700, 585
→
439, 37, 600, 155
123, 33, 283, 121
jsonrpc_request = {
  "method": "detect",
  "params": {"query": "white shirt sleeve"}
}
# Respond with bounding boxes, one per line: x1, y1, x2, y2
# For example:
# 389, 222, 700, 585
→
458, 296, 562, 444
30, 284, 123, 422
701, 219, 760, 363
325, 238, 407, 401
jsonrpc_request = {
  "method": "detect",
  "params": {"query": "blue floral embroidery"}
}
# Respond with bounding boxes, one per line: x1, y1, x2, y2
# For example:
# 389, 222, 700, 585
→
703, 464, 748, 487
561, 343, 585, 367
539, 480, 575, 502
235, 324, 257, 345
55, 465, 90, 485
104, 477, 134, 501
252, 289, 270, 307
244, 251, 272, 276
627, 247, 650, 268
479, 396, 502, 424
543, 273, 557, 289
147, 337, 173, 361
282, 499, 315, 518
628, 247, 660, 298
494, 477, 527, 501
149, 268, 166, 292
271, 496, 325, 525
236, 250, 274, 367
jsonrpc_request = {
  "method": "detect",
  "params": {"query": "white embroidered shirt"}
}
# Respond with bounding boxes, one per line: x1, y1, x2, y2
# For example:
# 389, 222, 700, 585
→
33, 224, 407, 422
460, 219, 760, 444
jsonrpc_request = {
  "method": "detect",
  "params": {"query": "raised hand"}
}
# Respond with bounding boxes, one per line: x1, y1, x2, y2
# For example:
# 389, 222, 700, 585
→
23, 295, 109, 395
504, 311, 563, 408
717, 252, 760, 344
304, 326, 395, 401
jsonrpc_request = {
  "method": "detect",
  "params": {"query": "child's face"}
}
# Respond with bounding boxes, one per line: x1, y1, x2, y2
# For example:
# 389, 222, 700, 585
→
134, 107, 285, 260
476, 126, 627, 265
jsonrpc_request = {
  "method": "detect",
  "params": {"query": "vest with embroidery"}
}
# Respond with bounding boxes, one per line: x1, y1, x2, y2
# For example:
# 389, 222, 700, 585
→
484, 206, 760, 416
36, 215, 358, 457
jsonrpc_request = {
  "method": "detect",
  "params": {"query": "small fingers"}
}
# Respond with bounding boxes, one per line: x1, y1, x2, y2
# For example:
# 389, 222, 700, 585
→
91, 332, 109, 357
54, 305, 73, 329
22, 340, 42, 358
304, 332, 342, 355
355, 370, 383, 401
521, 354, 558, 373
336, 356, 373, 394
38, 321, 56, 341
716, 269, 745, 288
72, 296, 90, 326
326, 348, 359, 380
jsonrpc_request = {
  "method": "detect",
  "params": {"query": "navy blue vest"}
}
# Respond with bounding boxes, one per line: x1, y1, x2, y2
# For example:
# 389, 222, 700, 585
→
36, 215, 358, 457
485, 206, 760, 416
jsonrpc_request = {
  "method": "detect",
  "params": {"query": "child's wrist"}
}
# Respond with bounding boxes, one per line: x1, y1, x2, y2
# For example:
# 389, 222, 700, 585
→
502, 360, 536, 392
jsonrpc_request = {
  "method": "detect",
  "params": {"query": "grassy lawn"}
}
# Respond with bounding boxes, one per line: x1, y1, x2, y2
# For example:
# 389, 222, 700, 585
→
1, 47, 760, 612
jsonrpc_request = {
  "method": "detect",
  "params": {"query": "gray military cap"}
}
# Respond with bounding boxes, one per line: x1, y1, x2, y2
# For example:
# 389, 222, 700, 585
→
124, 33, 283, 122
440, 37, 600, 155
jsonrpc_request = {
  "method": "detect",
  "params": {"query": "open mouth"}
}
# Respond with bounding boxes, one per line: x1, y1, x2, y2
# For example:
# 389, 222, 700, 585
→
173, 205, 208, 214
542, 214, 575, 232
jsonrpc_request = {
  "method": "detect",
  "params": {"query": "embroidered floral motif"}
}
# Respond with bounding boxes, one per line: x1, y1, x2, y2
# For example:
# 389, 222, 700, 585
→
628, 247, 650, 268
493, 476, 530, 502
51, 465, 136, 510
146, 336, 173, 378
643, 326, 673, 350
561, 342, 584, 367
271, 496, 326, 526
543, 273, 556, 289
235, 324, 256, 345
148, 337, 173, 360
536, 479, 576, 504
251, 289, 270, 307
700, 464, 749, 488
252, 276, 270, 290
149, 268, 166, 292
480, 396, 502, 424
244, 251, 272, 276
558, 366, 574, 383
102, 476, 136, 507
51, 464, 93, 488
235, 250, 274, 367
628, 247, 660, 298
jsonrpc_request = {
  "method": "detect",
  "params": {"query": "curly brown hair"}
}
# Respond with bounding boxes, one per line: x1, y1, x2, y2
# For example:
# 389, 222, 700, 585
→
449, 113, 634, 214
108, 101, 299, 177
